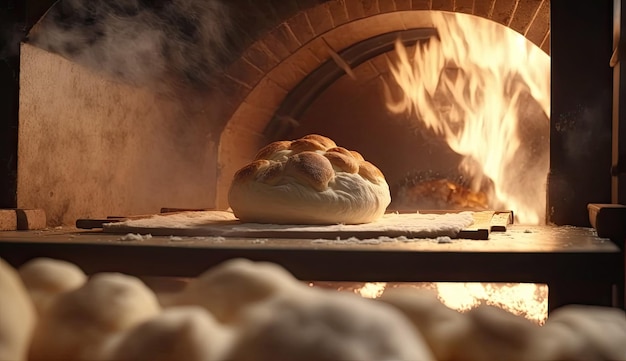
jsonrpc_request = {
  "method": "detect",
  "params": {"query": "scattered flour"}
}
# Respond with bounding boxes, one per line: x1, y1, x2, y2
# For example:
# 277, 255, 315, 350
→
118, 233, 153, 242
167, 236, 232, 243
105, 211, 474, 239
192, 236, 227, 243
116, 232, 456, 245
310, 235, 454, 245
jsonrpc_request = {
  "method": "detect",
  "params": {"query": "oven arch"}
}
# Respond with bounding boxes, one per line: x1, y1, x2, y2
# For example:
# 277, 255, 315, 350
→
215, 1, 550, 209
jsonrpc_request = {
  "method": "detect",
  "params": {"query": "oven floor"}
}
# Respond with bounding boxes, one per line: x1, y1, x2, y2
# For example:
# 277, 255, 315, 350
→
0, 225, 623, 311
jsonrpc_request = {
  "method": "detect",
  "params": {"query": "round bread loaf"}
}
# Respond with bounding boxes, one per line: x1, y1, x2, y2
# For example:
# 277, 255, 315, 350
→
228, 134, 391, 224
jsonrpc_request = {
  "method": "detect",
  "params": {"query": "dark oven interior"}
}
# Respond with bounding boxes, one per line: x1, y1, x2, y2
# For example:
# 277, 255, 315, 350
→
0, 0, 622, 227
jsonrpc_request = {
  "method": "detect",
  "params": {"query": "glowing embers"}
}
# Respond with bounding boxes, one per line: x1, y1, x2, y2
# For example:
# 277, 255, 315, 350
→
391, 175, 490, 211
385, 12, 550, 224
309, 281, 548, 325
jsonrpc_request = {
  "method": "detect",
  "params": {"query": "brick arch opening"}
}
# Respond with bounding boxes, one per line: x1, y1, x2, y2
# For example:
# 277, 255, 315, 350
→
215, 1, 550, 208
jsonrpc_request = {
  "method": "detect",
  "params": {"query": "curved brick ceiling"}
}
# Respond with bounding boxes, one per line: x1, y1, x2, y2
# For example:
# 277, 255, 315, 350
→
215, 0, 550, 208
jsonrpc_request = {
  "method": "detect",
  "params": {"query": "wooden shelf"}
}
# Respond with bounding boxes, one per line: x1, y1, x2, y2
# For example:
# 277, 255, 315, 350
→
0, 225, 623, 312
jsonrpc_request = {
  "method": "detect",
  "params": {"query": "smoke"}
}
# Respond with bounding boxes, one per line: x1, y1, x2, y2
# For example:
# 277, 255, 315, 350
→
27, 0, 236, 93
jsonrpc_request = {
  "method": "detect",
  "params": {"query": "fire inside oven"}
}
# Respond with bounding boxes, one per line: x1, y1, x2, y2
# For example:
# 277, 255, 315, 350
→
264, 12, 549, 225
215, 10, 550, 226
8, 0, 618, 327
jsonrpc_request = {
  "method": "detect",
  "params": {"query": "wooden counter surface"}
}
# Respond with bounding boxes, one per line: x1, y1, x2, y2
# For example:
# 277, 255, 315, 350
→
0, 225, 621, 283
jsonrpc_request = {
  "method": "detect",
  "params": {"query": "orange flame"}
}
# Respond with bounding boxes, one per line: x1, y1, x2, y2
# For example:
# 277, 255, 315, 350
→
385, 12, 550, 224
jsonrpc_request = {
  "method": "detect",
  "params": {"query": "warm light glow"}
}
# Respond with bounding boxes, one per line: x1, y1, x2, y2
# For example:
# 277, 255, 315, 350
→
355, 282, 388, 298
385, 12, 550, 224
434, 282, 548, 324
344, 282, 548, 325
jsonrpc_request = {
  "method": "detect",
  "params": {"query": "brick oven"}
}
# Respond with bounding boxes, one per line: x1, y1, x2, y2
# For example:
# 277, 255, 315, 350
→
0, 0, 616, 225
0, 0, 624, 319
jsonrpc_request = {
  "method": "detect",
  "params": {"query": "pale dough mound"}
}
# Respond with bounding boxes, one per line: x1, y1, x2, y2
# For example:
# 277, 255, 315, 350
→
18, 258, 87, 316
533, 305, 626, 361
29, 273, 161, 361
3, 257, 626, 361
230, 287, 435, 361
108, 306, 234, 361
228, 134, 391, 224
173, 258, 300, 324
0, 258, 36, 361
379, 288, 544, 361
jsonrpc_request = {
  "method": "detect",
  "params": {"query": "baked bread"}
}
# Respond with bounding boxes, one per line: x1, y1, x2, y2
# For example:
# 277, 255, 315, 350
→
228, 134, 391, 224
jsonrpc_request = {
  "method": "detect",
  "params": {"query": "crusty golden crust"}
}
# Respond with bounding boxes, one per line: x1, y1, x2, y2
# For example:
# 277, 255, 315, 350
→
233, 160, 271, 183
283, 151, 334, 191
255, 135, 339, 161
326, 147, 354, 158
358, 161, 385, 185
258, 161, 284, 186
350, 150, 365, 161
300, 134, 337, 149
255, 141, 292, 160
289, 139, 327, 154
324, 151, 359, 173
234, 135, 387, 190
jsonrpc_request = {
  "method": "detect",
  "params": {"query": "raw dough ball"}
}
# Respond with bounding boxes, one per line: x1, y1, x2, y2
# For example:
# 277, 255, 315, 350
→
175, 258, 300, 323
378, 288, 471, 361
229, 287, 435, 361
29, 272, 161, 361
533, 305, 626, 361
0, 258, 36, 361
108, 306, 235, 361
19, 257, 87, 315
228, 134, 391, 224
460, 305, 541, 361
380, 288, 544, 361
